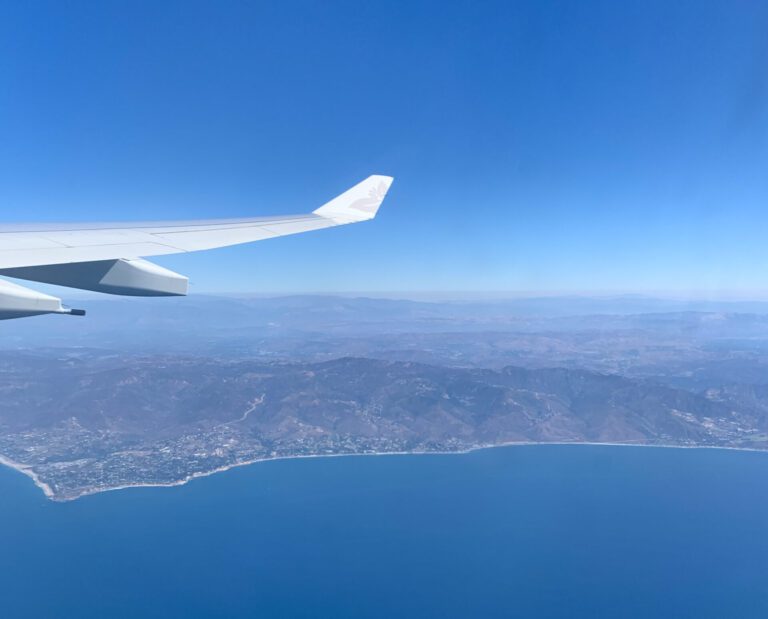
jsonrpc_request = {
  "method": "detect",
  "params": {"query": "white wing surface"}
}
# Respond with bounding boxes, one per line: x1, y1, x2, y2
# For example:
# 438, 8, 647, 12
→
0, 175, 393, 270
0, 175, 393, 319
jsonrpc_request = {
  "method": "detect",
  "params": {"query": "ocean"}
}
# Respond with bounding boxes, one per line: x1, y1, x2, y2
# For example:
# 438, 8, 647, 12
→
1, 445, 768, 618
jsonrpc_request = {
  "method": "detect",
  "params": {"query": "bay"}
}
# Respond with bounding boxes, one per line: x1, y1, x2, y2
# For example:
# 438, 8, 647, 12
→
1, 445, 768, 618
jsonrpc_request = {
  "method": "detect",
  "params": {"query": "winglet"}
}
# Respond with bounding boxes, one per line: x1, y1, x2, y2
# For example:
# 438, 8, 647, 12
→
313, 175, 394, 223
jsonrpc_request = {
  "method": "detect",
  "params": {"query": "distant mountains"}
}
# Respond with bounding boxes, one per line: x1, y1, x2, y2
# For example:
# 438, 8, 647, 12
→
0, 352, 763, 501
6, 293, 768, 352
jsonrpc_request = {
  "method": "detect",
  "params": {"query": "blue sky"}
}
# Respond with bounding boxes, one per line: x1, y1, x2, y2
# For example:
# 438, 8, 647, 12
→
0, 0, 767, 297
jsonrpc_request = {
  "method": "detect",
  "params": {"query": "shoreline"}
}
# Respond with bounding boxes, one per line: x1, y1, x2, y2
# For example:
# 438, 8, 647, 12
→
0, 453, 54, 498
2, 440, 767, 503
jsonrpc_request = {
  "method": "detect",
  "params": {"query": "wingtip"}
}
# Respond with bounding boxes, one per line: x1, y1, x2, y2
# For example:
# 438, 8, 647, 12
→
369, 174, 394, 185
313, 174, 394, 222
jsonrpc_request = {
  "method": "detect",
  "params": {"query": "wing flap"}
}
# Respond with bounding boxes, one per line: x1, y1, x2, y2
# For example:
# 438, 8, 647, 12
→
0, 235, 65, 250
150, 226, 279, 252
38, 229, 159, 248
0, 242, 182, 269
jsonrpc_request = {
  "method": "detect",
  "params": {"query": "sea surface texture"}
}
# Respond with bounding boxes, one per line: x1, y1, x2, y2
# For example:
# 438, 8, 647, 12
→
2, 445, 768, 618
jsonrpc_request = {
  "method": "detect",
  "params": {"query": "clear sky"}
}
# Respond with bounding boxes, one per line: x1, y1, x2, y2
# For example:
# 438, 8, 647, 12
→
1, 1, 767, 297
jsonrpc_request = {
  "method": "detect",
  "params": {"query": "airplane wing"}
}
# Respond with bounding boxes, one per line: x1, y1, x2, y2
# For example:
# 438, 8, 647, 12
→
0, 175, 393, 319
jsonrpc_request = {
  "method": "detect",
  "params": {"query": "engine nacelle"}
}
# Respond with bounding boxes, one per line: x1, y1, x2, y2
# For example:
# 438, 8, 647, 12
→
0, 258, 188, 297
0, 279, 83, 320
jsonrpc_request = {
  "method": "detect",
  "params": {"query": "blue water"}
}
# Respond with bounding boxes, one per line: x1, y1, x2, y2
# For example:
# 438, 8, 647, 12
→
2, 445, 768, 618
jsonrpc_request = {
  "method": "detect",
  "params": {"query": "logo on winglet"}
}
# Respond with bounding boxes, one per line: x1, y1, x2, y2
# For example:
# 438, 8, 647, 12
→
349, 180, 389, 214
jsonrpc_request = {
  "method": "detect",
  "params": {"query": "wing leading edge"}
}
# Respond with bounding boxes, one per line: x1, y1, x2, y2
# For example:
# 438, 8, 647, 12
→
0, 175, 393, 319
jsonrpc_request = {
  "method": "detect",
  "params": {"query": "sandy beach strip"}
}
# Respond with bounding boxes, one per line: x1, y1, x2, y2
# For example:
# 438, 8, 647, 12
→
0, 453, 54, 498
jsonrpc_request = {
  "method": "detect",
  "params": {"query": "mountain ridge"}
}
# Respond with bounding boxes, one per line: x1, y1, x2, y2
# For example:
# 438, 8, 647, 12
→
0, 353, 757, 500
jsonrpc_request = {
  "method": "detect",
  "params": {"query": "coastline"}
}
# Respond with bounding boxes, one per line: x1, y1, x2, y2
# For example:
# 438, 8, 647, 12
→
2, 440, 767, 503
0, 453, 54, 498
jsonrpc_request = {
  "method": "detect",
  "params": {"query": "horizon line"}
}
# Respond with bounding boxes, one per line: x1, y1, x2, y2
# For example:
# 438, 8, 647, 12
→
41, 289, 768, 303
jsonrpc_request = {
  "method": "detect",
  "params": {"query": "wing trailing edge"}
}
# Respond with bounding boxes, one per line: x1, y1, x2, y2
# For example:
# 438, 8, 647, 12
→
0, 174, 393, 318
